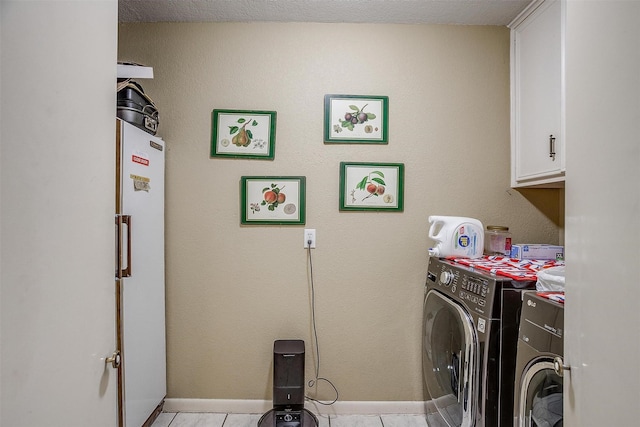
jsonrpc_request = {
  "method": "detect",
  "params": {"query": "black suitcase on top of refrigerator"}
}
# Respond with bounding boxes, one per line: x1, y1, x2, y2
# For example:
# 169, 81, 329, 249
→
117, 80, 159, 135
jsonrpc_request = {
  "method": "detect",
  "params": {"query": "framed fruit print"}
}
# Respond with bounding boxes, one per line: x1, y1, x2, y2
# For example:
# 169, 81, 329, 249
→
240, 176, 306, 225
339, 162, 404, 211
324, 95, 389, 144
211, 109, 277, 159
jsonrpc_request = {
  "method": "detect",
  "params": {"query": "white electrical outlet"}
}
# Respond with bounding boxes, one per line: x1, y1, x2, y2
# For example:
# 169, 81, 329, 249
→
304, 229, 316, 249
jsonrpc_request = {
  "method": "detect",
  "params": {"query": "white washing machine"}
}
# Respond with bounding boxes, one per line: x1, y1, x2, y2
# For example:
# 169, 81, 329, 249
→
423, 257, 534, 427
513, 292, 564, 427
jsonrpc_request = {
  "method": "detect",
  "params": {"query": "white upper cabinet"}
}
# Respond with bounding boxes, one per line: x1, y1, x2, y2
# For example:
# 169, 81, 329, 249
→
510, 0, 565, 188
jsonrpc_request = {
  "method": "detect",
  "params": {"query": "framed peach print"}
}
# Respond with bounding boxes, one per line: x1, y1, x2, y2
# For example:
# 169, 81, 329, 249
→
240, 176, 306, 225
339, 162, 404, 211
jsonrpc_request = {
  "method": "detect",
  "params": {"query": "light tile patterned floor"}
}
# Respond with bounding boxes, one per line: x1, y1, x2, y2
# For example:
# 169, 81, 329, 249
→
151, 413, 428, 427
380, 415, 428, 427
328, 414, 382, 427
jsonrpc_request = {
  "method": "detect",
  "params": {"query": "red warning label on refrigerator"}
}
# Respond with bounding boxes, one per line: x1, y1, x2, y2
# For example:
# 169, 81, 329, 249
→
131, 151, 149, 166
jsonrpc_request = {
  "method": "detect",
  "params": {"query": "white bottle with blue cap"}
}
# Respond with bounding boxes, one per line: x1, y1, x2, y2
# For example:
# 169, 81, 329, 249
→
428, 215, 484, 258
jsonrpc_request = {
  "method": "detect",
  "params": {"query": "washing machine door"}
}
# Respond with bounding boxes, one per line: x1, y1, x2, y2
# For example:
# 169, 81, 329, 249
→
423, 289, 478, 427
517, 358, 563, 427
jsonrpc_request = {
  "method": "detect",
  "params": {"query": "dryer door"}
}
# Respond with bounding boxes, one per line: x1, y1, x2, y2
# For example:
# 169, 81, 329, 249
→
517, 359, 563, 427
423, 290, 478, 427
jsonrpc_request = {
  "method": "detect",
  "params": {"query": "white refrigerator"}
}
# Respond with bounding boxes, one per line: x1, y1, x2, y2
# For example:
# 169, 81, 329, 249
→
115, 119, 166, 426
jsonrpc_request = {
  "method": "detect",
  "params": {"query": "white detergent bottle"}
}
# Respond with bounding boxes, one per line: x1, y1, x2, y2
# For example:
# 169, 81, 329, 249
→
428, 215, 484, 258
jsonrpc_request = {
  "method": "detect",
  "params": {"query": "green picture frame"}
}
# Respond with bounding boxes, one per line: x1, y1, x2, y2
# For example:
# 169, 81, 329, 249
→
324, 94, 389, 144
240, 176, 306, 225
211, 109, 277, 159
339, 162, 404, 211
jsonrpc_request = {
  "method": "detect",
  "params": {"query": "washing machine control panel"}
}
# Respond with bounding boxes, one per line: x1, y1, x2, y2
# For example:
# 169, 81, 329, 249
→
459, 276, 490, 313
427, 258, 495, 315
439, 270, 456, 286
461, 276, 489, 298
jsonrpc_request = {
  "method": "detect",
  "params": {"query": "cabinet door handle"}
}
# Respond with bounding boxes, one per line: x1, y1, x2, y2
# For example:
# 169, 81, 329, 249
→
549, 134, 556, 161
554, 356, 570, 377
106, 350, 121, 369
115, 215, 132, 278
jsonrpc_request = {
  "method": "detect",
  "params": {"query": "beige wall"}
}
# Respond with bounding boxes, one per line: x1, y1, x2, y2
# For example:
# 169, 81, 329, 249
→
118, 22, 561, 402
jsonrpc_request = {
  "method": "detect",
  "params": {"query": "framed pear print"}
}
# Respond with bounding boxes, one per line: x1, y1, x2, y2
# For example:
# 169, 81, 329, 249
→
211, 109, 277, 159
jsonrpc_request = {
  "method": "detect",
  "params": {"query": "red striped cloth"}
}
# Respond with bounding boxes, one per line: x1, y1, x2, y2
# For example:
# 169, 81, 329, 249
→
447, 255, 564, 281
536, 292, 565, 304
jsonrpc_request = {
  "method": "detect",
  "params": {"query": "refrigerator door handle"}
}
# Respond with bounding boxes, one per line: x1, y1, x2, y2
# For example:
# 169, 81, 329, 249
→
115, 214, 132, 278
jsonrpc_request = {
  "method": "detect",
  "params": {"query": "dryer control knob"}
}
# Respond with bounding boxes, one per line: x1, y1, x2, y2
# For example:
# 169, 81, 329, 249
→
440, 271, 454, 286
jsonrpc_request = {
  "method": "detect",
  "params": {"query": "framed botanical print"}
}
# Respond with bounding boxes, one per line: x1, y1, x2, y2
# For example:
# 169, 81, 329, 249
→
324, 95, 389, 144
240, 176, 306, 225
211, 109, 277, 159
339, 162, 404, 211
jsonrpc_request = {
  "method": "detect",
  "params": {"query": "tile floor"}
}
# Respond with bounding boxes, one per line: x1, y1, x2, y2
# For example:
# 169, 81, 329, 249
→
151, 412, 429, 427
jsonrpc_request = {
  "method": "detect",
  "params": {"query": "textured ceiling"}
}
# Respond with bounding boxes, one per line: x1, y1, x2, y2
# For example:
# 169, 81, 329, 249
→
118, 0, 531, 25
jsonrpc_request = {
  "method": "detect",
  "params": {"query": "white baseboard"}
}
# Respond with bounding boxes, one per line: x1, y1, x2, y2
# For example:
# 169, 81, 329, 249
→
163, 399, 426, 416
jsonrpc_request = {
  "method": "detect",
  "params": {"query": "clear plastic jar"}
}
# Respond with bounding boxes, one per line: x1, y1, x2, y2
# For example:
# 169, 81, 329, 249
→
484, 226, 512, 256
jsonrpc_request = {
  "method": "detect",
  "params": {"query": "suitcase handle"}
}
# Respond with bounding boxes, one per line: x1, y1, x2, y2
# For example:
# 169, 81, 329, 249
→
141, 104, 159, 119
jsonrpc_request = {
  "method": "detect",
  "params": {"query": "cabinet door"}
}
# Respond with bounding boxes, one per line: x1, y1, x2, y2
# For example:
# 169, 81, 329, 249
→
565, 1, 640, 425
511, 0, 564, 187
